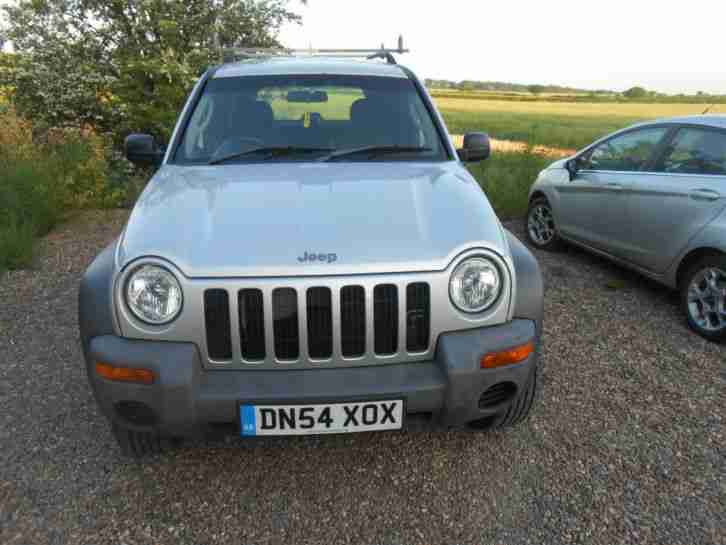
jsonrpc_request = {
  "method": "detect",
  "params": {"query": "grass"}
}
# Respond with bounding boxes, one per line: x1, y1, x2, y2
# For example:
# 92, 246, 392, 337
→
468, 148, 555, 219
436, 97, 726, 150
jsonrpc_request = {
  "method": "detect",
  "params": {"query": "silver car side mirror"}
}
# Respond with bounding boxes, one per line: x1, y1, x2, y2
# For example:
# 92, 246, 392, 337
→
565, 158, 579, 181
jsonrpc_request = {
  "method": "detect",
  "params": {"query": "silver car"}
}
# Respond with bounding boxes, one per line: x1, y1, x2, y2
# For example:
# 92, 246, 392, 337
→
527, 115, 726, 341
79, 53, 544, 457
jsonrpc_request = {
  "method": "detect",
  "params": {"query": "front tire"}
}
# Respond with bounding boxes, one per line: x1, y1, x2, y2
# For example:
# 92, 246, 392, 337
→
112, 423, 161, 459
498, 363, 539, 428
680, 255, 726, 342
525, 197, 561, 251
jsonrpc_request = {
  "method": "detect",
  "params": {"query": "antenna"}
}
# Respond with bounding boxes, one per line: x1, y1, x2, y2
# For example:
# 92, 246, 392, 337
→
703, 104, 715, 115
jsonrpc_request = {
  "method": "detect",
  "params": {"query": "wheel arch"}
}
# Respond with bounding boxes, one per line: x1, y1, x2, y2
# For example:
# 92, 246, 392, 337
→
675, 247, 726, 288
528, 190, 548, 205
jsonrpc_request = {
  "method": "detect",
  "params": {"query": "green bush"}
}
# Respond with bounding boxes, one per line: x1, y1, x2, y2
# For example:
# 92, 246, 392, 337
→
0, 109, 131, 271
2, 1, 302, 141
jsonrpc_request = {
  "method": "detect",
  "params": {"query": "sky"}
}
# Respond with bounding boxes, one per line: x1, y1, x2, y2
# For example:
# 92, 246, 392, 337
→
279, 0, 726, 94
1, 0, 723, 94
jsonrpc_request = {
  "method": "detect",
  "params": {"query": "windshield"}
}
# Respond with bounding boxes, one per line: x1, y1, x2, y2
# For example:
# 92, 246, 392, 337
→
173, 74, 449, 164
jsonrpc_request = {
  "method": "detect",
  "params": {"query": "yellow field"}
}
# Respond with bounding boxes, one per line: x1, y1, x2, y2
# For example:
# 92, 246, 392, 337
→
433, 97, 726, 119
435, 97, 726, 150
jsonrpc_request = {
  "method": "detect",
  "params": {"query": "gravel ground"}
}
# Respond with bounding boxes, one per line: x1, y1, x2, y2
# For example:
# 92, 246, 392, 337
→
0, 211, 724, 545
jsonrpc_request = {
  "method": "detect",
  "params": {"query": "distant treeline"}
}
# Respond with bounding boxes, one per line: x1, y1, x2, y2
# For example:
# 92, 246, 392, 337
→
424, 79, 726, 104
424, 79, 611, 95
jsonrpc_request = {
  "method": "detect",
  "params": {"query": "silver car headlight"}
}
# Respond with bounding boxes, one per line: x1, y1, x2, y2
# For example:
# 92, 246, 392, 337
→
449, 257, 502, 313
125, 264, 183, 324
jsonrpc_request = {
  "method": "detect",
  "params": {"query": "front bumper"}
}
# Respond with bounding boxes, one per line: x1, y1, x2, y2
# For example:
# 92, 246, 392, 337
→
85, 319, 538, 437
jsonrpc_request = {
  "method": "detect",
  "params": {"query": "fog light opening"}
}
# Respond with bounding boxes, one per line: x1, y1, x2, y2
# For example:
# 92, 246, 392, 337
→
478, 382, 517, 409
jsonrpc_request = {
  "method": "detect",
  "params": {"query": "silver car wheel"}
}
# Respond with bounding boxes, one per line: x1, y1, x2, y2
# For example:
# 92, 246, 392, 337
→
687, 267, 726, 332
527, 204, 556, 246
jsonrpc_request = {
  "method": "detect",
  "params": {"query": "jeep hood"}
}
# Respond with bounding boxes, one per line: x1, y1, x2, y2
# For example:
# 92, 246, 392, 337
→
118, 162, 508, 277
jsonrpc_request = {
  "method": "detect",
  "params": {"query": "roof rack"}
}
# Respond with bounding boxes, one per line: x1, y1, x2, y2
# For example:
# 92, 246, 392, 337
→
221, 35, 409, 65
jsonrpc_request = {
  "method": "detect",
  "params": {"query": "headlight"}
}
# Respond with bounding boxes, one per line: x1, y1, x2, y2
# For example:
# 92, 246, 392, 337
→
449, 257, 502, 313
125, 264, 183, 324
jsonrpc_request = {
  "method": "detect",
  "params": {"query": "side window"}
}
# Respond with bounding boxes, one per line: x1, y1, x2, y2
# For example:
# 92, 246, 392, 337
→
586, 128, 668, 172
656, 127, 726, 175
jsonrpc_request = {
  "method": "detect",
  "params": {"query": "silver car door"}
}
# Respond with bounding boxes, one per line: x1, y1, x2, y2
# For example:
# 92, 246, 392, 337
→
622, 126, 726, 273
555, 168, 630, 251
555, 126, 669, 255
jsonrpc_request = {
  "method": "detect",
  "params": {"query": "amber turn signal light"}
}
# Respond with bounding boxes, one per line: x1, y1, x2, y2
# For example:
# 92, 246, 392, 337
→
481, 341, 534, 369
95, 362, 154, 385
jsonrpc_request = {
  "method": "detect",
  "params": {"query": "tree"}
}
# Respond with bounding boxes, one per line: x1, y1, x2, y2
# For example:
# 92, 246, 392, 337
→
1, 0, 303, 139
623, 86, 649, 99
527, 84, 546, 95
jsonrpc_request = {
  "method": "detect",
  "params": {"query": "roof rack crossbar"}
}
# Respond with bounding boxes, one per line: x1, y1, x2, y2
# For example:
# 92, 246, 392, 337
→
221, 36, 409, 65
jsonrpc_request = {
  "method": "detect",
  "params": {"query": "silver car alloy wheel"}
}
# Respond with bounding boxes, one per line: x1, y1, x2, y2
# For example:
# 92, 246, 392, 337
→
528, 204, 556, 246
687, 267, 726, 331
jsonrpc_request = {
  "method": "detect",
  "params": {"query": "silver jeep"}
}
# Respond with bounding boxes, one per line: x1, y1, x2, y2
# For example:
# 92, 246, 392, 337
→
79, 49, 543, 456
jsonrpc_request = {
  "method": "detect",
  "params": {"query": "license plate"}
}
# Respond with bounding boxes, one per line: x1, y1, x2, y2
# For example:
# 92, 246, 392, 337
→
239, 399, 404, 436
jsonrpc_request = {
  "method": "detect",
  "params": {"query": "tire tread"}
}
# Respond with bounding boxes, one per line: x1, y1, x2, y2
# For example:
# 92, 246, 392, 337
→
113, 423, 161, 459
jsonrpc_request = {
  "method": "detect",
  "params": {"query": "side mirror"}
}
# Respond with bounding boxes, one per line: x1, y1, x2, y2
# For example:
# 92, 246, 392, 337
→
458, 132, 491, 162
125, 134, 164, 166
565, 156, 586, 181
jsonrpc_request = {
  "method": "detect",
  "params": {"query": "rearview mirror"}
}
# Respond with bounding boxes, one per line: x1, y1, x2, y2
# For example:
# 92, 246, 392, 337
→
287, 90, 329, 103
458, 132, 491, 163
125, 134, 164, 166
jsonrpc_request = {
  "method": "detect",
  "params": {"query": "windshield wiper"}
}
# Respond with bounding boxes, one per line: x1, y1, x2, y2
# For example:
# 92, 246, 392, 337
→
209, 146, 333, 165
319, 145, 432, 162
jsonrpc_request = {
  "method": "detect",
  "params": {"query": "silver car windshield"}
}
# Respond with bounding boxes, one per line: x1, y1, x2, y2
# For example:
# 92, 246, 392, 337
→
173, 74, 448, 164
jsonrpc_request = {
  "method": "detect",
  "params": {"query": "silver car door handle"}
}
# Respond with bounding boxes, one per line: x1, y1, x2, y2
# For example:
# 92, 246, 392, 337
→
606, 183, 623, 191
689, 188, 722, 201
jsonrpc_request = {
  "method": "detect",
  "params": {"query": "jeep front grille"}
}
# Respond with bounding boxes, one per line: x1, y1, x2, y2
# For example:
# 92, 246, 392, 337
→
406, 283, 430, 352
238, 289, 265, 361
306, 287, 333, 359
272, 288, 300, 360
340, 285, 366, 357
373, 284, 398, 355
202, 282, 431, 366
204, 289, 233, 361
